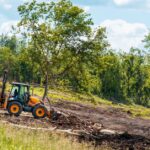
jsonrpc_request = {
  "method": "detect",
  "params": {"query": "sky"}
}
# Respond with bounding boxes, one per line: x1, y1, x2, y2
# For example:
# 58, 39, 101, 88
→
0, 0, 150, 51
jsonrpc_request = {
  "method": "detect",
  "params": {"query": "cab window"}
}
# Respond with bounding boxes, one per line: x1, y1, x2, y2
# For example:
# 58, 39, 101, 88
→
20, 86, 28, 96
11, 85, 19, 97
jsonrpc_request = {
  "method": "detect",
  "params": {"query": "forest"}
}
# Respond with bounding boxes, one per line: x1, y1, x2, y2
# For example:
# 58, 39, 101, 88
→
0, 0, 149, 106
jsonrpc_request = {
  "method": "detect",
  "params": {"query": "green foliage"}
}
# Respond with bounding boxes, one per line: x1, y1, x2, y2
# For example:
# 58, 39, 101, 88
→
18, 0, 93, 78
0, 35, 17, 53
99, 53, 123, 101
120, 48, 149, 105
0, 0, 149, 107
0, 47, 15, 76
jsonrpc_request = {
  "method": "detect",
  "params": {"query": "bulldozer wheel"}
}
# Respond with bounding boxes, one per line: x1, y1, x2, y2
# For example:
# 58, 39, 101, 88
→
7, 101, 23, 116
32, 105, 47, 119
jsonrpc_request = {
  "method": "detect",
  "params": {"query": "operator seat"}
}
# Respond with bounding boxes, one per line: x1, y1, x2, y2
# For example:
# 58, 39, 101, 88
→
14, 89, 18, 97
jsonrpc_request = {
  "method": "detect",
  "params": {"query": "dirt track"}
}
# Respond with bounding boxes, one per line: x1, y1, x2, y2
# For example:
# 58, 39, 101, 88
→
0, 100, 150, 149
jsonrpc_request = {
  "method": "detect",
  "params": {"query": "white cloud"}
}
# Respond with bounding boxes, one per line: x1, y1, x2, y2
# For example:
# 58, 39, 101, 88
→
146, 0, 150, 8
113, 0, 134, 6
0, 21, 18, 35
100, 19, 148, 51
82, 6, 90, 12
4, 4, 12, 10
112, 0, 150, 11
0, 0, 12, 10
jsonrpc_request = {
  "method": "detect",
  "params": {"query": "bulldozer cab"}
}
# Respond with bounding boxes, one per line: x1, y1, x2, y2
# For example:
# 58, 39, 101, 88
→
9, 82, 30, 104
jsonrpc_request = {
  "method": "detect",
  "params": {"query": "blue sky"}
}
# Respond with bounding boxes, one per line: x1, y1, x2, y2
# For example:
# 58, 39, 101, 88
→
0, 0, 150, 51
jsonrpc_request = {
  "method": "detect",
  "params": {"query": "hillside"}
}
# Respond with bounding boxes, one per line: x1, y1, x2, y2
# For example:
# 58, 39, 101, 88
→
0, 88, 150, 149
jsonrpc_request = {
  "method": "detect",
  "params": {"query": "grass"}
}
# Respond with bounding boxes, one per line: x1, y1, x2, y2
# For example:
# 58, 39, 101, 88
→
33, 87, 150, 119
0, 123, 110, 150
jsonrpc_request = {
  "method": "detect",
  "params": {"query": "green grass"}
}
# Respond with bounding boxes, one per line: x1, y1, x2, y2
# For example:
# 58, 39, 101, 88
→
0, 123, 109, 150
33, 87, 150, 119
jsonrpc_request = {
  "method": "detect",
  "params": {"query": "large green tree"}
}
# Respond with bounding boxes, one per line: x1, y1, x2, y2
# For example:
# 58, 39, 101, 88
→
121, 48, 149, 105
17, 0, 109, 98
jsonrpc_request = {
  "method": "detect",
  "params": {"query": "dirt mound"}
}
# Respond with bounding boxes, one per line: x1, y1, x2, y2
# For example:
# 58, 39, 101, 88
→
79, 132, 150, 150
52, 100, 150, 139
51, 112, 102, 133
50, 110, 150, 149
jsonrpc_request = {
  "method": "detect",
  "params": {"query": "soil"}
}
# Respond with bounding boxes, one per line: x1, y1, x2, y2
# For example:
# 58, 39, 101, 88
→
0, 100, 150, 150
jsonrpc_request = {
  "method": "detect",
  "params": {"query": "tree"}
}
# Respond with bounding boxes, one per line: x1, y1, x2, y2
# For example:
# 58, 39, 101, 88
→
18, 0, 93, 99
121, 48, 149, 105
99, 52, 123, 101
0, 35, 17, 53
0, 47, 15, 77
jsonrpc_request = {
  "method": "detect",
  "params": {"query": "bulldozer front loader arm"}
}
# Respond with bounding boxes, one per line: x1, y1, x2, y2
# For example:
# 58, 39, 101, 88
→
1, 70, 8, 98
0, 70, 8, 105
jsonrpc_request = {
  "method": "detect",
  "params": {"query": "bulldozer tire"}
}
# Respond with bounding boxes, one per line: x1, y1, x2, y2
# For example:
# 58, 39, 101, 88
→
32, 104, 47, 119
7, 101, 23, 116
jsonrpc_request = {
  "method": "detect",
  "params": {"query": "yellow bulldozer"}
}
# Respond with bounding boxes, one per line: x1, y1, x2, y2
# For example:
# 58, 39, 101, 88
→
0, 71, 51, 119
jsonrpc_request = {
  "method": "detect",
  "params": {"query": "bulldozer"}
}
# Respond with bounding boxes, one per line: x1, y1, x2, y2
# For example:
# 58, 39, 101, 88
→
0, 71, 50, 119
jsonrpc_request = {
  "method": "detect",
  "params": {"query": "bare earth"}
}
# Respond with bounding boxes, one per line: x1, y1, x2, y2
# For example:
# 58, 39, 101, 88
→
0, 100, 150, 150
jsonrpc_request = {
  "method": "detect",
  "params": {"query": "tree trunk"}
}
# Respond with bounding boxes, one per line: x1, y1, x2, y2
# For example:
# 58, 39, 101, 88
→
42, 72, 48, 101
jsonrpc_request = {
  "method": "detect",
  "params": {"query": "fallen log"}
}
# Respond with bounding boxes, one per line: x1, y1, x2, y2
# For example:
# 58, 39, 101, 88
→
0, 120, 122, 137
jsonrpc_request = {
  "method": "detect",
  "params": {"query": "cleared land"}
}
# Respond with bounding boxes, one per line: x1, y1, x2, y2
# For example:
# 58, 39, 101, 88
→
0, 96, 150, 150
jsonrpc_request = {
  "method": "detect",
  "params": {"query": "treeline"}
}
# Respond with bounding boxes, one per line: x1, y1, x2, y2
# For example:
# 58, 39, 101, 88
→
0, 0, 149, 106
